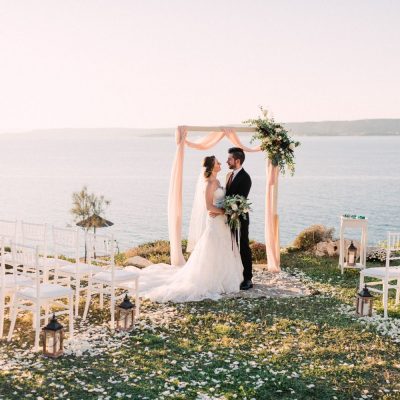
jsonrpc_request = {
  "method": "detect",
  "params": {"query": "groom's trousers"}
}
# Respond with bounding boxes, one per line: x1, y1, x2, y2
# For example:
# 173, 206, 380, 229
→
239, 217, 253, 281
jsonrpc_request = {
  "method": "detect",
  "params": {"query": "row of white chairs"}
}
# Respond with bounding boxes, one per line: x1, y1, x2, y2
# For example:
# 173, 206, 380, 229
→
359, 231, 400, 318
0, 221, 141, 351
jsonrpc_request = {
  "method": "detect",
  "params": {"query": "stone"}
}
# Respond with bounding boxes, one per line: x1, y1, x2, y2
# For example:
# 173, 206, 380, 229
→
313, 239, 361, 258
124, 256, 152, 268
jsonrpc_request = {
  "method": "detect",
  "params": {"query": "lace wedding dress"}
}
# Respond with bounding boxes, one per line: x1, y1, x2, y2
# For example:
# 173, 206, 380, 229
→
139, 187, 243, 302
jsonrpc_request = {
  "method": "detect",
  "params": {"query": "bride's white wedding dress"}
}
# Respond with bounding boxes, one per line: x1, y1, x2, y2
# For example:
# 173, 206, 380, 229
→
138, 187, 243, 302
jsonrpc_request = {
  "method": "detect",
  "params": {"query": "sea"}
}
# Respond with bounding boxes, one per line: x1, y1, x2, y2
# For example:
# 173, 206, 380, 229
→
0, 131, 399, 250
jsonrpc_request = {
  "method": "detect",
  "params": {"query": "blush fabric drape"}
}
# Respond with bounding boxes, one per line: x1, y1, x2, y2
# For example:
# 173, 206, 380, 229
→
168, 126, 281, 272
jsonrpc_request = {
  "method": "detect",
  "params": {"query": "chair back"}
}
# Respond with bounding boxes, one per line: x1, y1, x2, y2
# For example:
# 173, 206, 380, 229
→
21, 221, 48, 258
11, 242, 40, 296
0, 219, 18, 245
52, 226, 81, 263
385, 232, 400, 268
86, 232, 115, 270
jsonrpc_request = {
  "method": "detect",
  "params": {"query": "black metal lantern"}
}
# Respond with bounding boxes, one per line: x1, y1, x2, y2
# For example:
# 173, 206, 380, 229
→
347, 241, 357, 267
356, 285, 374, 317
42, 314, 64, 358
116, 294, 135, 332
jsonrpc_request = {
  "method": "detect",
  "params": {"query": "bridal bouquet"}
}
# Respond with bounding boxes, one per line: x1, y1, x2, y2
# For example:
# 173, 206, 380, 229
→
244, 106, 300, 175
223, 195, 252, 230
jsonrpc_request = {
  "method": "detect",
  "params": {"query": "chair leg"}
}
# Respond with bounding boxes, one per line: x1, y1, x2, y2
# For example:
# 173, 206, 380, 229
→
75, 277, 81, 317
110, 287, 115, 330
7, 295, 19, 341
135, 278, 140, 320
99, 285, 104, 309
359, 274, 365, 291
82, 284, 92, 321
0, 292, 5, 338
383, 281, 389, 319
69, 294, 74, 339
44, 304, 50, 325
33, 303, 41, 352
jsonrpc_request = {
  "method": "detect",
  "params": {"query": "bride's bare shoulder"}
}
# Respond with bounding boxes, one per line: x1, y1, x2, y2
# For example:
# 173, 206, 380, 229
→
205, 178, 218, 189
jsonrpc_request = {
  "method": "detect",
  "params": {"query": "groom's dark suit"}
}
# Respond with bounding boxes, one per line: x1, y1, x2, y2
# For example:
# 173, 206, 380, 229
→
225, 168, 253, 281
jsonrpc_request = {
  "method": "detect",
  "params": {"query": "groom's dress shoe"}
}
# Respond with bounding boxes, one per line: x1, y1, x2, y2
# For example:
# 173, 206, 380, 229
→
240, 280, 253, 290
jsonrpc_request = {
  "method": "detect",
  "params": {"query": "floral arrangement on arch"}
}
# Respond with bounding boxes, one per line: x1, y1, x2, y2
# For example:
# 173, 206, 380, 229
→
244, 106, 300, 175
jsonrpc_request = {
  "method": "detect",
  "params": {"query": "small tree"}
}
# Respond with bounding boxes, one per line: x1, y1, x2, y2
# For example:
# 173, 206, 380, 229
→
71, 186, 92, 226
71, 186, 111, 260
71, 186, 111, 227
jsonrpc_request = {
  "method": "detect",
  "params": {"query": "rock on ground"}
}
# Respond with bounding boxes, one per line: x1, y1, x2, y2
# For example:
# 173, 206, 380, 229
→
314, 239, 361, 257
124, 256, 153, 268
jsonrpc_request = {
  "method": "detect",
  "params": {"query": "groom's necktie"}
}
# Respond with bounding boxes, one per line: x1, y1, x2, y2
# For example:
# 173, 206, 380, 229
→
227, 172, 234, 189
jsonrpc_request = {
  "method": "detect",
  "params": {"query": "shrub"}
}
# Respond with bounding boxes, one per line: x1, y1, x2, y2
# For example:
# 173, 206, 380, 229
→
250, 241, 267, 263
114, 252, 127, 266
293, 225, 334, 251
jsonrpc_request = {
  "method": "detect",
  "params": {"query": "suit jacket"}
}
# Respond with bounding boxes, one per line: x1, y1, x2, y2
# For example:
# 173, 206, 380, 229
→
225, 168, 252, 198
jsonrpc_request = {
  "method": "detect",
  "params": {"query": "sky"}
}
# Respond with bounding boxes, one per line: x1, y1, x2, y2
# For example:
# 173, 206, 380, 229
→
0, 0, 399, 133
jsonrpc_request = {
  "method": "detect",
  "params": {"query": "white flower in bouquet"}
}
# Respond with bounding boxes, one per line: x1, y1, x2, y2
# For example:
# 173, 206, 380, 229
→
262, 109, 268, 118
289, 143, 295, 151
223, 195, 252, 231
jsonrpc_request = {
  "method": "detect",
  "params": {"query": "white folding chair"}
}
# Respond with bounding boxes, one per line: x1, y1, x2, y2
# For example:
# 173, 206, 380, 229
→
52, 226, 104, 317
359, 232, 400, 318
0, 237, 34, 338
7, 243, 74, 351
82, 232, 140, 328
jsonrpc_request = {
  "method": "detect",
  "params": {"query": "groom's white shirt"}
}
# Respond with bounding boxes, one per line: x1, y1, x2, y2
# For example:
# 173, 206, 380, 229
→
232, 166, 243, 181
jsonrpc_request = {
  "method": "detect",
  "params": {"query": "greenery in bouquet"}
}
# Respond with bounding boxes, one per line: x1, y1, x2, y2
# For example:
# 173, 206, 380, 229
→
244, 106, 300, 175
223, 194, 252, 230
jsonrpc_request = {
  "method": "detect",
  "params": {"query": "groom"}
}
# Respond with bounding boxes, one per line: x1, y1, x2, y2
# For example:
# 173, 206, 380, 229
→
226, 147, 253, 290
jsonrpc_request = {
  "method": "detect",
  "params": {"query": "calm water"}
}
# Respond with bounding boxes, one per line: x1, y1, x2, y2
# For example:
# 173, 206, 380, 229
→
0, 132, 399, 249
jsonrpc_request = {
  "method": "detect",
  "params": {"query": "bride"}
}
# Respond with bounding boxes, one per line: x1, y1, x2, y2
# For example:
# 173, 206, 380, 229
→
138, 155, 244, 302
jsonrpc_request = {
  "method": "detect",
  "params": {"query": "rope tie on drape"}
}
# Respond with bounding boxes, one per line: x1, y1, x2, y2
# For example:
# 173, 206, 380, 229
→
168, 126, 281, 272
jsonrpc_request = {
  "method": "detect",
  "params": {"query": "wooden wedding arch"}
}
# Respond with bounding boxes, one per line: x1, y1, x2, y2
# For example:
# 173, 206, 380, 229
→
168, 125, 281, 272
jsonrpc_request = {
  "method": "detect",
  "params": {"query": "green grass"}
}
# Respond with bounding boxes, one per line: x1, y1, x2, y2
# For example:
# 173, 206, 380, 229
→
1, 251, 400, 399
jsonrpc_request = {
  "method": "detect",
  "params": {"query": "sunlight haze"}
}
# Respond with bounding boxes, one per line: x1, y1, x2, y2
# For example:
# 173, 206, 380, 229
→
0, 0, 399, 132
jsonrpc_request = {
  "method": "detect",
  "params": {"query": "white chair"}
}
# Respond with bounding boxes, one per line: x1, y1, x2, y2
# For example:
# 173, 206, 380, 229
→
0, 237, 34, 338
0, 219, 18, 265
7, 243, 74, 351
52, 226, 104, 317
359, 232, 400, 318
83, 232, 140, 328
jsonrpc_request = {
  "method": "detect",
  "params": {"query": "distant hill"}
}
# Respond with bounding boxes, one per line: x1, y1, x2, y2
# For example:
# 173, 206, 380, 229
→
283, 119, 400, 136
1, 119, 400, 137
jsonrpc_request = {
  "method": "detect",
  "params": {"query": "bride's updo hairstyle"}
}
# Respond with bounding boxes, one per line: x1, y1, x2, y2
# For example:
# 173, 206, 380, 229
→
203, 156, 216, 178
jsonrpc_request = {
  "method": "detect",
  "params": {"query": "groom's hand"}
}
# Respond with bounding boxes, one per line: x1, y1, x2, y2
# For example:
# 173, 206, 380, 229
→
208, 211, 219, 218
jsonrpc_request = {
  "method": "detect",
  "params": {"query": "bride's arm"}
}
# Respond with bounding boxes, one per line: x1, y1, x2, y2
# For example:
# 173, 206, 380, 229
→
205, 181, 224, 215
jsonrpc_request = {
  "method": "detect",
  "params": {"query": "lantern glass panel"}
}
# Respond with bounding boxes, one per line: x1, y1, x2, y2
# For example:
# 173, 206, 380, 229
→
44, 330, 64, 357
